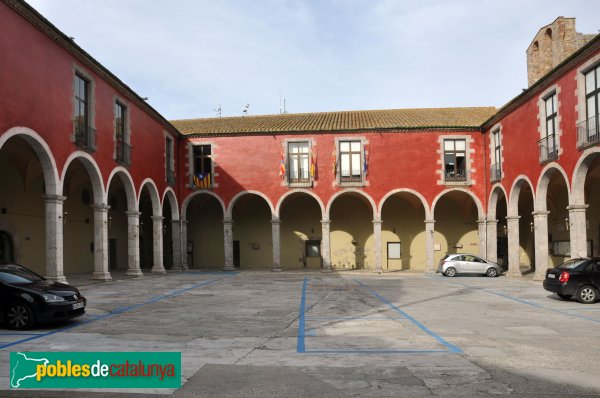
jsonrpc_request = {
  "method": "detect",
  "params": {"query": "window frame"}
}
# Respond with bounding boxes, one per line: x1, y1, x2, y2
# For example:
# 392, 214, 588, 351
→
72, 67, 96, 153
305, 240, 321, 258
191, 144, 213, 189
114, 100, 131, 167
443, 138, 467, 183
490, 127, 502, 182
334, 138, 366, 187
286, 141, 312, 187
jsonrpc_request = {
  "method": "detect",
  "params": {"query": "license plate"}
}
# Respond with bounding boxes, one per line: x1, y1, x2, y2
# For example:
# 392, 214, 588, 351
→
72, 302, 85, 310
547, 274, 556, 279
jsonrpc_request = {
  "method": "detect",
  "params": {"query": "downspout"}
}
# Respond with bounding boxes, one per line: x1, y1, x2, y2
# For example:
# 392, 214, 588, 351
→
482, 127, 488, 260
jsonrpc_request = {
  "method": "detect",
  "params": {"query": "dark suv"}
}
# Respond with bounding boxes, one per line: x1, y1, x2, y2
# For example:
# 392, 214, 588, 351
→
543, 258, 600, 304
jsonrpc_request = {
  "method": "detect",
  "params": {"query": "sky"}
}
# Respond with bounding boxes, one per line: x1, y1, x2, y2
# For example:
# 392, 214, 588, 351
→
27, 0, 600, 120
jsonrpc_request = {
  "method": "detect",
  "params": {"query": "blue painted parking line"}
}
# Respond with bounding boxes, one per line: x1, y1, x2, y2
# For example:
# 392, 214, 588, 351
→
0, 333, 43, 336
181, 271, 237, 275
432, 278, 600, 324
354, 279, 462, 353
297, 277, 308, 353
302, 349, 450, 355
306, 316, 404, 321
0, 273, 238, 350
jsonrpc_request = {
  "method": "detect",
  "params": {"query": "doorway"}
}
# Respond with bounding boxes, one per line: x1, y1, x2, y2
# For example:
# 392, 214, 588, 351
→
0, 231, 14, 263
233, 240, 240, 267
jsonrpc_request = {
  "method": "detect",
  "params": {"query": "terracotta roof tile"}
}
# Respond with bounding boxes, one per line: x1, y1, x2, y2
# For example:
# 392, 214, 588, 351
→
171, 107, 497, 136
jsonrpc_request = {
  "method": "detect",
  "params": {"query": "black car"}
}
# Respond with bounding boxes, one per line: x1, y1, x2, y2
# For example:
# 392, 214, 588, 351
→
0, 263, 86, 329
543, 258, 600, 304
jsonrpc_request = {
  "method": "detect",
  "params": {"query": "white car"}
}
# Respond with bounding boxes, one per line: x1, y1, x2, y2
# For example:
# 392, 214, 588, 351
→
437, 254, 502, 277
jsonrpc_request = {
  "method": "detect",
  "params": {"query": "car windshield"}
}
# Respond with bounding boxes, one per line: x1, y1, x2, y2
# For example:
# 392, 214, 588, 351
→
558, 259, 587, 270
0, 264, 44, 284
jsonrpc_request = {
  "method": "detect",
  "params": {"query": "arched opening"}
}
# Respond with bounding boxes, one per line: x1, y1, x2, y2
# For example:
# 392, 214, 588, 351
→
279, 192, 323, 269
186, 193, 224, 268
542, 171, 570, 267
433, 190, 479, 264
0, 231, 15, 263
380, 192, 426, 271
0, 136, 49, 274
162, 198, 173, 269
584, 156, 600, 257
106, 171, 136, 273
138, 184, 160, 270
513, 181, 535, 274
231, 193, 272, 268
490, 187, 508, 268
329, 192, 374, 270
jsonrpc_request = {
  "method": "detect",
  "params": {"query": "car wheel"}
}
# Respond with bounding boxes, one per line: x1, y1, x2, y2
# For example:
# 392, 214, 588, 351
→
444, 267, 457, 277
557, 293, 571, 300
486, 267, 498, 277
576, 286, 598, 304
6, 302, 35, 330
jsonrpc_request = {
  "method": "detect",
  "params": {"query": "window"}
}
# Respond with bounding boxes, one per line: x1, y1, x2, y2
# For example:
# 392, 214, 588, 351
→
552, 240, 593, 257
539, 92, 558, 162
192, 145, 212, 188
305, 240, 321, 258
387, 242, 401, 259
115, 102, 131, 166
339, 140, 362, 183
490, 129, 501, 182
74, 74, 95, 152
444, 139, 466, 182
581, 65, 600, 145
287, 142, 310, 186
165, 137, 175, 186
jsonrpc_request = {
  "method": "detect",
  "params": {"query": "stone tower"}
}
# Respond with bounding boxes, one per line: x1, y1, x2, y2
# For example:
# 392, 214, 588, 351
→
526, 17, 595, 87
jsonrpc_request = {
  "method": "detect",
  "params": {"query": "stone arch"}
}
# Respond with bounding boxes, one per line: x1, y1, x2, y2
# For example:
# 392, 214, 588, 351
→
508, 176, 535, 216
161, 187, 180, 220
326, 189, 377, 221
275, 189, 325, 220
0, 126, 60, 196
488, 184, 509, 221
59, 151, 105, 204
226, 190, 275, 220
431, 188, 484, 220
378, 188, 430, 220
572, 147, 600, 205
181, 190, 226, 221
105, 167, 137, 211
535, 163, 571, 212
138, 178, 161, 216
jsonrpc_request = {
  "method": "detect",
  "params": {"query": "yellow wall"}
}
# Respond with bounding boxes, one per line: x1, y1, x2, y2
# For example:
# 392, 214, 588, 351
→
587, 180, 600, 257
63, 179, 94, 274
232, 195, 271, 268
280, 195, 322, 269
187, 196, 225, 268
107, 187, 129, 271
547, 181, 570, 267
518, 194, 534, 268
330, 195, 374, 269
434, 195, 478, 264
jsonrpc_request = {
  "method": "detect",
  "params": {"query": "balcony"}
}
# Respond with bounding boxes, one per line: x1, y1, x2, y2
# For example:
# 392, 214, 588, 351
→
445, 168, 467, 183
116, 140, 132, 167
577, 115, 600, 149
538, 134, 558, 163
490, 163, 502, 183
288, 169, 312, 188
74, 121, 96, 153
167, 168, 176, 187
340, 169, 363, 184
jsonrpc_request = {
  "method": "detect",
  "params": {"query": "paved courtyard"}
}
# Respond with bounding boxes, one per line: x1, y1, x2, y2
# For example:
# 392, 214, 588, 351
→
1, 270, 600, 397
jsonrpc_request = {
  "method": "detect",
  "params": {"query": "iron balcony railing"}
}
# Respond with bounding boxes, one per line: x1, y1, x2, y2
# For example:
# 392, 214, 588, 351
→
340, 169, 363, 183
116, 140, 132, 167
538, 134, 558, 163
490, 163, 502, 182
577, 115, 600, 149
288, 169, 311, 187
167, 168, 176, 186
445, 168, 467, 182
74, 120, 96, 152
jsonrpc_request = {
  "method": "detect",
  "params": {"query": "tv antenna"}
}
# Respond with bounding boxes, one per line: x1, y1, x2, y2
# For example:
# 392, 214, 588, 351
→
243, 104, 250, 115
213, 104, 222, 118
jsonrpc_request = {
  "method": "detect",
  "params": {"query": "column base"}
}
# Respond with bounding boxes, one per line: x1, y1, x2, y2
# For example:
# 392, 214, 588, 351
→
125, 269, 143, 277
45, 275, 68, 284
423, 269, 437, 275
532, 272, 545, 282
223, 265, 236, 272
91, 272, 112, 281
151, 266, 167, 274
321, 267, 332, 273
271, 267, 282, 272
374, 269, 382, 274
506, 270, 523, 279
170, 265, 183, 272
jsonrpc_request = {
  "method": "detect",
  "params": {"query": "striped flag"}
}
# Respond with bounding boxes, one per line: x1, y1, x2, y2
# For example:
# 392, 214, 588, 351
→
310, 149, 316, 178
193, 173, 211, 188
363, 149, 368, 176
332, 149, 337, 176
279, 151, 286, 178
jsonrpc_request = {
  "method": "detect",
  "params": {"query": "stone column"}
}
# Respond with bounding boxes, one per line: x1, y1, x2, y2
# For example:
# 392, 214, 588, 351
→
321, 219, 332, 272
125, 210, 143, 276
223, 219, 235, 271
506, 216, 521, 278
91, 204, 112, 281
181, 220, 189, 270
425, 219, 435, 274
477, 218, 487, 259
151, 216, 166, 273
533, 211, 550, 281
373, 219, 382, 273
486, 219, 498, 263
271, 218, 282, 272
44, 195, 67, 283
568, 204, 589, 259
171, 220, 183, 270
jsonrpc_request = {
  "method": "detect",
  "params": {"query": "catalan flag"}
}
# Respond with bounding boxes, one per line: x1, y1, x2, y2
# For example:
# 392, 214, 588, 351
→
310, 149, 316, 178
332, 149, 337, 176
279, 151, 286, 178
193, 173, 211, 188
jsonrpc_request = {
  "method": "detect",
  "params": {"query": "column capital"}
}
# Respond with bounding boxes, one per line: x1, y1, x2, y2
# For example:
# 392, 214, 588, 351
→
43, 195, 67, 203
477, 218, 487, 225
270, 219, 281, 225
372, 219, 382, 225
486, 219, 498, 225
424, 219, 435, 224
223, 218, 233, 225
171, 219, 182, 225
567, 204, 589, 211
505, 216, 521, 221
532, 211, 551, 217
320, 219, 331, 225
151, 215, 165, 221
92, 204, 111, 212
125, 210, 142, 217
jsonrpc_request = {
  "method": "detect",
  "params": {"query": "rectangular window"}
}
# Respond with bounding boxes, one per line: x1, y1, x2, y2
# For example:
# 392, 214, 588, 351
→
74, 74, 95, 152
305, 240, 321, 258
339, 140, 362, 183
115, 102, 131, 166
288, 141, 310, 185
585, 66, 600, 142
543, 93, 558, 158
491, 130, 501, 182
192, 145, 212, 188
444, 139, 466, 182
166, 137, 175, 186
387, 242, 401, 259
